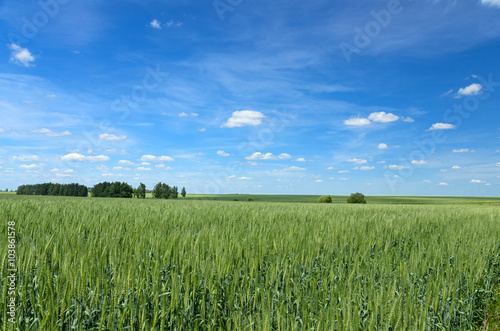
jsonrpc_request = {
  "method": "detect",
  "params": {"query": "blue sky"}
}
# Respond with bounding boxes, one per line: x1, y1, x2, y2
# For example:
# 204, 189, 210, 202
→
0, 0, 499, 196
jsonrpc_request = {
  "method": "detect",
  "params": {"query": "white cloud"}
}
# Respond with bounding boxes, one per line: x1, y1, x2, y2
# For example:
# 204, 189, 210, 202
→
315, 180, 324, 183
245, 152, 274, 160
440, 89, 454, 97
338, 170, 350, 173
228, 175, 237, 179
198, 128, 206, 132
19, 164, 39, 169
452, 148, 473, 153
190, 113, 199, 117
239, 177, 252, 180
139, 155, 174, 162
344, 117, 371, 126
423, 180, 432, 183
283, 166, 306, 171
29, 128, 71, 137
378, 143, 388, 150
368, 112, 399, 123
278, 153, 292, 160
377, 161, 386, 164
13, 155, 39, 162
61, 153, 110, 162
496, 162, 500, 167
8, 44, 35, 67
217, 151, 230, 156
137, 167, 152, 171
99, 133, 127, 142
165, 20, 183, 28
149, 19, 161, 29
440, 169, 448, 172
402, 117, 415, 123
50, 168, 60, 172
452, 165, 462, 169
457, 83, 483, 96
118, 160, 134, 166
221, 110, 265, 128
387, 164, 408, 170
411, 160, 427, 165
438, 182, 449, 186
179, 112, 188, 117
353, 166, 375, 170
346, 158, 367, 164
470, 179, 486, 184
0, 128, 5, 134
427, 123, 456, 131
296, 158, 307, 162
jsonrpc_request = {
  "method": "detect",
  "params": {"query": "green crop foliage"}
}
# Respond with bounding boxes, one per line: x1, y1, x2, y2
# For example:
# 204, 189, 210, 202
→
0, 195, 499, 330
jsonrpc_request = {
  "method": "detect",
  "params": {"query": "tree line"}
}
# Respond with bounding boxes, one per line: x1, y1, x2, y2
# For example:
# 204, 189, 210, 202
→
16, 182, 187, 199
17, 183, 88, 197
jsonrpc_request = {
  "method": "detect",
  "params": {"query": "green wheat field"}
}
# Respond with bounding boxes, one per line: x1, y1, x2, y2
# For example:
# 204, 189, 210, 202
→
1, 194, 499, 330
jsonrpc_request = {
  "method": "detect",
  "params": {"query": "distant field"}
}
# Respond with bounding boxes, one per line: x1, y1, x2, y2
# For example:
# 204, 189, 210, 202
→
4, 192, 498, 204
184, 193, 500, 205
0, 194, 499, 329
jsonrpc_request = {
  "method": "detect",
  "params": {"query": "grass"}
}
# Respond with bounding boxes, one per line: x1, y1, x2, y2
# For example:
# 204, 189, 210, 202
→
0, 194, 499, 329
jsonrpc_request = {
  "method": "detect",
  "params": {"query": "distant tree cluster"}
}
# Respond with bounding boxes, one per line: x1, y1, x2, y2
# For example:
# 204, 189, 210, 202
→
134, 183, 147, 199
17, 183, 88, 197
152, 182, 184, 199
317, 195, 333, 203
347, 192, 366, 204
91, 181, 134, 198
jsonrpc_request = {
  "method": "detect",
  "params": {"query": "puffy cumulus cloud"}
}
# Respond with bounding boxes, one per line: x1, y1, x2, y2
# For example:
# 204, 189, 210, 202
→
19, 164, 39, 169
99, 133, 127, 142
368, 112, 399, 123
346, 158, 367, 164
283, 166, 306, 171
353, 166, 375, 170
438, 182, 449, 186
315, 180, 324, 183
221, 110, 265, 128
217, 151, 230, 156
61, 153, 110, 162
470, 179, 486, 184
245, 152, 274, 160
149, 19, 161, 29
238, 177, 252, 180
411, 160, 427, 165
8, 44, 35, 67
29, 128, 71, 137
387, 164, 408, 170
427, 123, 456, 131
296, 158, 307, 162
178, 112, 188, 117
402, 117, 414, 123
118, 160, 134, 166
344, 117, 371, 126
457, 83, 483, 97
139, 155, 174, 162
137, 167, 152, 171
13, 155, 39, 162
278, 153, 292, 160
452, 165, 462, 169
378, 143, 388, 150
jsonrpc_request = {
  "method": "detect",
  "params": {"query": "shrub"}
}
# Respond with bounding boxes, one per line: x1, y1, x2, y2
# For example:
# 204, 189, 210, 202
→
347, 192, 366, 204
247, 197, 254, 201
317, 195, 333, 203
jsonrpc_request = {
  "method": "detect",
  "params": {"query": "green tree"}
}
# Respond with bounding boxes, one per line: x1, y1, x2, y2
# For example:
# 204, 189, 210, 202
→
347, 192, 366, 204
153, 182, 163, 199
181, 187, 186, 198
317, 195, 333, 203
136, 183, 146, 199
